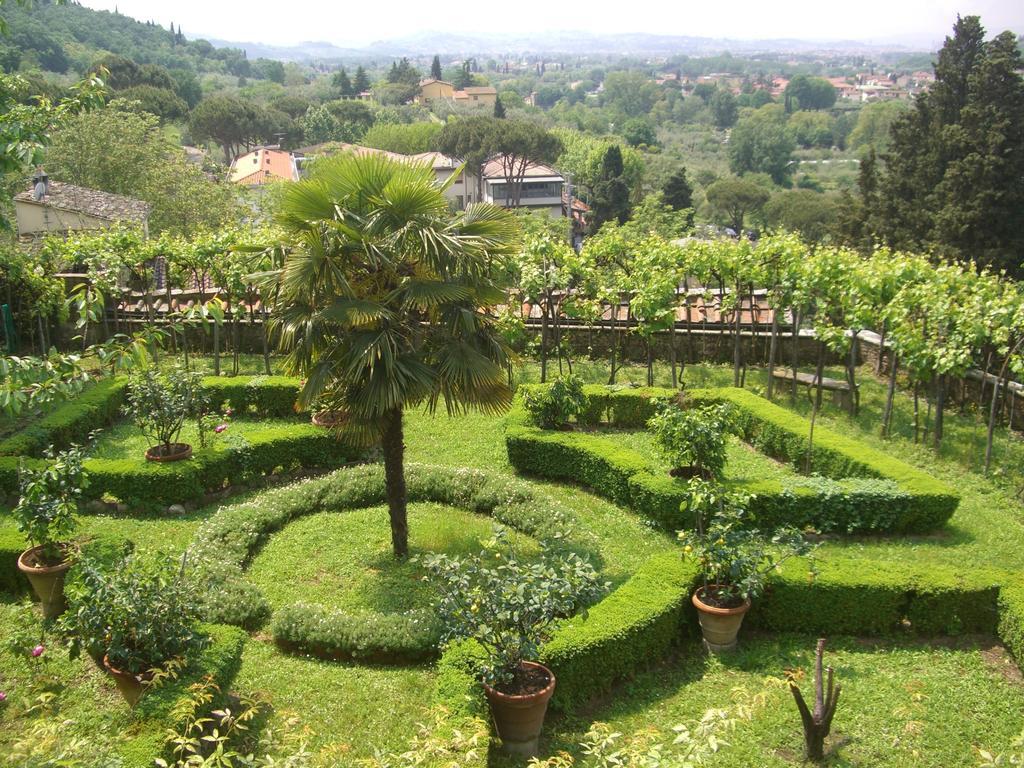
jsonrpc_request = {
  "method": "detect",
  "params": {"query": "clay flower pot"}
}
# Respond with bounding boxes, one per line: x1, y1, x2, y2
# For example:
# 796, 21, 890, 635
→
483, 661, 556, 756
17, 545, 72, 619
102, 655, 156, 707
145, 443, 193, 462
311, 410, 348, 428
692, 585, 751, 652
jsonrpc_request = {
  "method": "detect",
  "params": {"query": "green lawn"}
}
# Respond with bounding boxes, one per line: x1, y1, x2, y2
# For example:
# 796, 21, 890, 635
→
89, 417, 300, 461
494, 634, 1024, 768
247, 502, 541, 613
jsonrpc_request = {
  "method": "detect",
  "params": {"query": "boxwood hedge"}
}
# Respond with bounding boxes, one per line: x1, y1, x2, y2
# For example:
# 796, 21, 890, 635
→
506, 385, 960, 534
0, 374, 337, 509
189, 463, 599, 662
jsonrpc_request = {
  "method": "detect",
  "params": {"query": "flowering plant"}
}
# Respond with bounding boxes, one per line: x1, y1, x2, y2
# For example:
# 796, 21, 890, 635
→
13, 443, 88, 566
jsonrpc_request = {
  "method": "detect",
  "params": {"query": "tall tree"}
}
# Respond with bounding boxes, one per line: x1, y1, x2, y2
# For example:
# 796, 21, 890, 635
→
875, 15, 1024, 275
728, 103, 796, 184
272, 153, 518, 558
430, 54, 443, 81
706, 176, 769, 234
353, 66, 370, 93
332, 67, 354, 98
493, 94, 506, 119
589, 144, 631, 229
662, 166, 694, 214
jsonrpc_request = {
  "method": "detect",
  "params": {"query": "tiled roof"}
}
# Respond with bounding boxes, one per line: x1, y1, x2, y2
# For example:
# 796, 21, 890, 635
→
481, 158, 563, 181
229, 147, 298, 184
14, 181, 150, 222
299, 142, 461, 172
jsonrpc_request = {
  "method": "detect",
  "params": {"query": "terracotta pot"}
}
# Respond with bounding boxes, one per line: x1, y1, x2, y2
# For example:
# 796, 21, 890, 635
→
311, 410, 348, 428
145, 443, 192, 462
692, 586, 751, 652
17, 545, 72, 619
483, 661, 556, 756
102, 655, 156, 706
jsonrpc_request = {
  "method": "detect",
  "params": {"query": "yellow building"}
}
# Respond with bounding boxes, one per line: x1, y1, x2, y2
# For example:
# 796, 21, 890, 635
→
417, 78, 455, 103
454, 86, 497, 107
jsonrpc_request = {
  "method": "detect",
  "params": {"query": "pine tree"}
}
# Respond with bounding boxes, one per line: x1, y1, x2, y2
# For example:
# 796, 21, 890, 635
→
333, 67, 354, 98
876, 15, 1024, 275
354, 66, 370, 94
493, 94, 506, 119
590, 145, 632, 230
431, 55, 442, 81
661, 166, 694, 223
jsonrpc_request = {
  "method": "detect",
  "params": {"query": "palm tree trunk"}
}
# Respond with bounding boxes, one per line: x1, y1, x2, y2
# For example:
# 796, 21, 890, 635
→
382, 406, 409, 559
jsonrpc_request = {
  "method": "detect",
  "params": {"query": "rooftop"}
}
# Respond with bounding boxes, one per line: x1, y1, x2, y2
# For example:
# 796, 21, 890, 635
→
14, 180, 151, 223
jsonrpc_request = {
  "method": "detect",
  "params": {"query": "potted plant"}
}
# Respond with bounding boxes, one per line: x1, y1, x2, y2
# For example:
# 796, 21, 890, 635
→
647, 402, 736, 480
522, 374, 587, 430
61, 551, 204, 706
422, 527, 606, 755
125, 366, 202, 462
680, 479, 814, 652
14, 445, 88, 619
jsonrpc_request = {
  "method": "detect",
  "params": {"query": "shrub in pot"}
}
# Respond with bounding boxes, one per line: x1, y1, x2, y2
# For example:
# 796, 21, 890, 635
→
422, 527, 606, 755
14, 444, 88, 619
60, 550, 204, 705
125, 366, 202, 462
679, 479, 814, 652
522, 374, 587, 430
647, 401, 736, 480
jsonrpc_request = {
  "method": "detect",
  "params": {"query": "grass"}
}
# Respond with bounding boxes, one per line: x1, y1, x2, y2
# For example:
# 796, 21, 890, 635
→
602, 429, 796, 483
501, 634, 1024, 768
0, 603, 135, 762
246, 502, 541, 613
89, 417, 299, 461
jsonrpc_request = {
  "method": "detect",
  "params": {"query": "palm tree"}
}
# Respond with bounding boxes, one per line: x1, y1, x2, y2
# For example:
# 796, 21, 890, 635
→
271, 152, 519, 558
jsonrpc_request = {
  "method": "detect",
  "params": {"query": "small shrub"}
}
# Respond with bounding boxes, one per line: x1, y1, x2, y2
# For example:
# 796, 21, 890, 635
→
679, 479, 814, 608
13, 444, 87, 566
124, 366, 203, 454
522, 374, 587, 429
61, 550, 205, 676
422, 525, 607, 691
647, 401, 735, 480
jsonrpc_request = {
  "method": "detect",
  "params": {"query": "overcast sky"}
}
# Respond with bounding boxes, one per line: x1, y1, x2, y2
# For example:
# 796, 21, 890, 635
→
81, 0, 1024, 48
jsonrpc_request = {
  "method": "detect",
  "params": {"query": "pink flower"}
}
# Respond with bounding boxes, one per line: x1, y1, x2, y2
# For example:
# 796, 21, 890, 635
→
224, 407, 234, 417
0, 691, 7, 702
215, 424, 228, 434
31, 645, 44, 658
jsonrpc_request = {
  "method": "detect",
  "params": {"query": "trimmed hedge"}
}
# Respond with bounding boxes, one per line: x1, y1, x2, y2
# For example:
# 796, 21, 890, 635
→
117, 622, 247, 768
748, 559, 1002, 636
506, 385, 960, 534
0, 377, 129, 458
190, 463, 596, 662
272, 604, 441, 664
80, 422, 353, 509
199, 375, 300, 418
540, 551, 695, 710
999, 578, 1024, 667
0, 375, 315, 506
433, 640, 491, 767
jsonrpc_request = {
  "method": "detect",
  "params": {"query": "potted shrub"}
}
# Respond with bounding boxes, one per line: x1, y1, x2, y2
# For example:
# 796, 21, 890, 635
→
125, 366, 202, 462
680, 479, 814, 652
647, 402, 736, 480
422, 528, 606, 755
14, 445, 88, 619
61, 551, 204, 706
522, 374, 586, 430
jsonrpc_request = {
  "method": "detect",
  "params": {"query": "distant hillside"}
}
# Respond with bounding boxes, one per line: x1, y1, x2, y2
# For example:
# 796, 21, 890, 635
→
208, 29, 925, 62
0, 0, 268, 79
